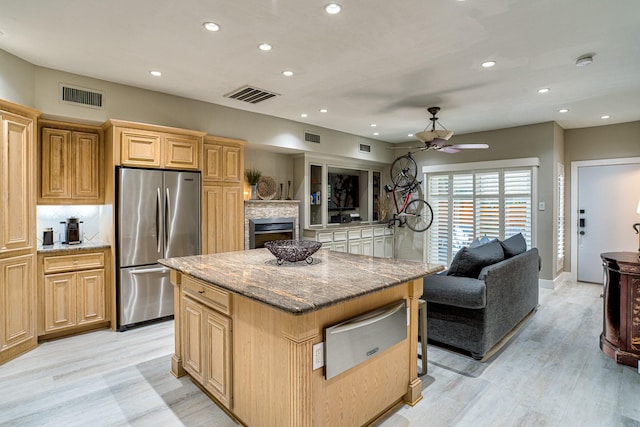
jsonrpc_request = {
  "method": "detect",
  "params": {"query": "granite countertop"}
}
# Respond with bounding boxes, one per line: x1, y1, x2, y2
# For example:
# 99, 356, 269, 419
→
303, 221, 389, 231
37, 240, 111, 254
159, 249, 443, 315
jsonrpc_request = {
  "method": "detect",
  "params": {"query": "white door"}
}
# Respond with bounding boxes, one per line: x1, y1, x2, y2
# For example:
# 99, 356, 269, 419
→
577, 163, 640, 283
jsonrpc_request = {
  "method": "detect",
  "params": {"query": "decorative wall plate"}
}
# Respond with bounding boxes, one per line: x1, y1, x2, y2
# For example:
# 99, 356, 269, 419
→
257, 176, 277, 200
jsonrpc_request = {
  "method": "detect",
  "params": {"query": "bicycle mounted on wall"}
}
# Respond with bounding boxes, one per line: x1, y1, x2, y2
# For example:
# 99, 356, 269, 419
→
385, 152, 433, 232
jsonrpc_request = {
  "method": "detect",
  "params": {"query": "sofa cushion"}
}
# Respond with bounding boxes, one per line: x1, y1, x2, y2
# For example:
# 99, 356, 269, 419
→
500, 233, 527, 258
469, 235, 491, 248
447, 239, 505, 278
423, 274, 486, 309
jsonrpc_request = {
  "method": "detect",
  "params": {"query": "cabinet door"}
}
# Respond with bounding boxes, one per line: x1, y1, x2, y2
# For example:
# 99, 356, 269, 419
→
0, 255, 35, 352
384, 235, 394, 258
182, 297, 205, 383
164, 134, 199, 170
120, 129, 161, 167
373, 236, 385, 258
72, 132, 100, 200
222, 186, 244, 252
202, 184, 222, 254
76, 269, 105, 325
41, 128, 71, 199
222, 146, 241, 182
332, 241, 347, 253
203, 144, 222, 181
348, 240, 362, 255
43, 272, 76, 332
205, 308, 233, 408
361, 238, 374, 256
0, 112, 34, 253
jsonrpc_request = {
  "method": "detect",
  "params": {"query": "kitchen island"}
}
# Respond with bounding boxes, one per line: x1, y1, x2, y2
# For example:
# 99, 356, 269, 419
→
160, 249, 442, 427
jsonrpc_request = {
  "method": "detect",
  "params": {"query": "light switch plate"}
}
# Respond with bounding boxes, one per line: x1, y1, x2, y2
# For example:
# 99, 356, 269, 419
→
538, 202, 545, 211
312, 342, 324, 370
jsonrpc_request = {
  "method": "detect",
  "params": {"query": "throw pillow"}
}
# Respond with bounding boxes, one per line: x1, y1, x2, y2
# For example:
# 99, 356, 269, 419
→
500, 233, 527, 258
447, 239, 505, 278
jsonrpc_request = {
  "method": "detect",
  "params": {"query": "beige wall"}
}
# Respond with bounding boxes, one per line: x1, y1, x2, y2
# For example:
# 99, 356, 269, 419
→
564, 121, 640, 271
0, 50, 35, 106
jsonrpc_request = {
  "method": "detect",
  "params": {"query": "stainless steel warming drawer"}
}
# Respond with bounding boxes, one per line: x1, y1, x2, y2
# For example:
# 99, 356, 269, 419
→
324, 300, 407, 379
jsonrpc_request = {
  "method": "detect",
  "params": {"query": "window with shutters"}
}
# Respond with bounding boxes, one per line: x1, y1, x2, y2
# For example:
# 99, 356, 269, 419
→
425, 165, 534, 266
556, 163, 565, 272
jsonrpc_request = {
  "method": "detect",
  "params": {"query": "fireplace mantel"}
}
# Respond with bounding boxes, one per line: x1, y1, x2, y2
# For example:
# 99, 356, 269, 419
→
244, 200, 301, 249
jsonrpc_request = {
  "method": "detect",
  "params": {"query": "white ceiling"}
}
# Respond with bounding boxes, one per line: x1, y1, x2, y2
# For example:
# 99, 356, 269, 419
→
1, 0, 639, 143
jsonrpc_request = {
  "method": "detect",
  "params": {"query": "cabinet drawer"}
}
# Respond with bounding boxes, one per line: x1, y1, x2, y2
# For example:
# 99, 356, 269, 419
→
348, 229, 361, 240
374, 227, 385, 237
333, 230, 348, 242
317, 232, 333, 243
182, 276, 231, 315
361, 228, 373, 238
43, 252, 105, 273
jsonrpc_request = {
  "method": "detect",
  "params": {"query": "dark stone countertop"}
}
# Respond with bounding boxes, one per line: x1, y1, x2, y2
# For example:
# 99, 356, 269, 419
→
159, 248, 443, 315
37, 240, 111, 254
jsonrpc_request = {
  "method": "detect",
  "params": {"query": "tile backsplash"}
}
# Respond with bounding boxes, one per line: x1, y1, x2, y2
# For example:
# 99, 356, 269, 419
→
37, 205, 112, 244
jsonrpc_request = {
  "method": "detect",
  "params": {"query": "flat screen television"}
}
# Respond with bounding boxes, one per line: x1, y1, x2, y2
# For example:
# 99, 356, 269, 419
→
328, 173, 359, 210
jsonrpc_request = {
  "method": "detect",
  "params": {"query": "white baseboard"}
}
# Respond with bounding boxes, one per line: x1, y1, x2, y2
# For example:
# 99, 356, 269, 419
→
539, 272, 570, 290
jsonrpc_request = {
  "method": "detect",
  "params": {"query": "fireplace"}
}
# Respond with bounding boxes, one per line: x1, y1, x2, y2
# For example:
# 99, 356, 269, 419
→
249, 217, 295, 249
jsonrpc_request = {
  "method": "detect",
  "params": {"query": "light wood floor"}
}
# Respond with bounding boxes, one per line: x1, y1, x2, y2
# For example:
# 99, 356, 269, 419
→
1, 281, 638, 426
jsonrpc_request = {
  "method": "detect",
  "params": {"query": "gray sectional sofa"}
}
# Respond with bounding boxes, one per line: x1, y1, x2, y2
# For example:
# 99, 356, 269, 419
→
422, 235, 540, 359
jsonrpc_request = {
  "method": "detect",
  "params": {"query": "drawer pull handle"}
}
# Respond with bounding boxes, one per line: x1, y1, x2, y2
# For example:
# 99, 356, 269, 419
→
198, 290, 205, 294
329, 302, 405, 334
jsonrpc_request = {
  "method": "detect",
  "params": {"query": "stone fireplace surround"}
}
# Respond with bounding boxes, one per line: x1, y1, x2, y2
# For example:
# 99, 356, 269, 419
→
244, 200, 300, 250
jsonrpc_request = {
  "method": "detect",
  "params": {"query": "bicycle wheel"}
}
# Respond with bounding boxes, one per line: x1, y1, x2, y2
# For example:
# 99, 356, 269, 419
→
404, 199, 433, 232
390, 154, 417, 189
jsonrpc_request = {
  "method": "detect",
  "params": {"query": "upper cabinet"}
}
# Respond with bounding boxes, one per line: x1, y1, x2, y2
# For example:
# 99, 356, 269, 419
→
106, 120, 205, 170
39, 120, 103, 204
0, 102, 39, 253
203, 136, 243, 182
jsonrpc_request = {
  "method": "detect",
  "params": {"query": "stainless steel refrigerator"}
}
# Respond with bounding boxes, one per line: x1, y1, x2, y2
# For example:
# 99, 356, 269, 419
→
116, 167, 201, 330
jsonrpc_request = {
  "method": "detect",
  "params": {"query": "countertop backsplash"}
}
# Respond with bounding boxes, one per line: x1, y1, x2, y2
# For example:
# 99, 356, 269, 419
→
37, 205, 112, 245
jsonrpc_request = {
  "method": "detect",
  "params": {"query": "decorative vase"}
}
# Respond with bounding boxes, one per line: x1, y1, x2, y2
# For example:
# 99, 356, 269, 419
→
286, 180, 292, 200
251, 184, 257, 200
279, 183, 284, 200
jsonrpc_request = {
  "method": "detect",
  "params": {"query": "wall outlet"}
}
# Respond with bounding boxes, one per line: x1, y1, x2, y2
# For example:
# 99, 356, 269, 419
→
538, 202, 546, 211
312, 342, 324, 370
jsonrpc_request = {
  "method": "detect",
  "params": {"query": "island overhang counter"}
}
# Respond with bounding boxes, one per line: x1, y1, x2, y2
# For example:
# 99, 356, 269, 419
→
160, 248, 443, 427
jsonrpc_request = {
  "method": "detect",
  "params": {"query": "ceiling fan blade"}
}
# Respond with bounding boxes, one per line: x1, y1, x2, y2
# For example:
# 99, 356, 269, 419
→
439, 147, 460, 154
449, 143, 489, 149
387, 145, 425, 150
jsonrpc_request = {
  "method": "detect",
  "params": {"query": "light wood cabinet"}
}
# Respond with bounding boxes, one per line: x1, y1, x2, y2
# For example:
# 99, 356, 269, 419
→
201, 136, 245, 254
39, 122, 103, 204
109, 122, 203, 170
0, 100, 39, 366
0, 109, 35, 253
181, 276, 232, 409
39, 250, 108, 337
0, 254, 36, 362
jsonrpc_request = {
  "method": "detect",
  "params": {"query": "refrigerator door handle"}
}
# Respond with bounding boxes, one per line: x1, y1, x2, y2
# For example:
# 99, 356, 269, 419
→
165, 187, 171, 247
156, 187, 162, 254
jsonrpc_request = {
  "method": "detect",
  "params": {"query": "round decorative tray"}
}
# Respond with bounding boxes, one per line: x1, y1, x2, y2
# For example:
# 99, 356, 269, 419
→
264, 240, 322, 265
257, 176, 277, 200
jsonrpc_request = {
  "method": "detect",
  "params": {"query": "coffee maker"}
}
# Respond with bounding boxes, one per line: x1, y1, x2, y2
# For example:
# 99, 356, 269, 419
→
60, 217, 83, 244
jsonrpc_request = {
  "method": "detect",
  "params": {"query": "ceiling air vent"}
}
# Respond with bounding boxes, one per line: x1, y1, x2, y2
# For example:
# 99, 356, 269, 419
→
304, 131, 321, 144
359, 143, 371, 153
224, 85, 280, 104
60, 84, 104, 109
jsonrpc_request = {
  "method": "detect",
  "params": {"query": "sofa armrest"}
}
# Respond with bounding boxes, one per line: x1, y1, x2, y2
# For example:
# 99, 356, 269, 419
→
423, 274, 486, 309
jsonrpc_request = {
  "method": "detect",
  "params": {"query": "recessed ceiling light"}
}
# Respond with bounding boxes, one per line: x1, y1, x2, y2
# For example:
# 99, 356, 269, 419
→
319, 108, 328, 113
258, 43, 272, 51
559, 108, 569, 113
408, 133, 414, 137
325, 3, 342, 14
370, 124, 377, 127
481, 60, 496, 68
537, 88, 550, 94
601, 115, 610, 119
373, 132, 379, 136
300, 113, 308, 118
282, 70, 294, 77
203, 22, 220, 32
150, 70, 162, 77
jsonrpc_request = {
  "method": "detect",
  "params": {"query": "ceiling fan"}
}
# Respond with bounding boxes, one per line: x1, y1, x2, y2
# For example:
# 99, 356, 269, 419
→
394, 107, 489, 153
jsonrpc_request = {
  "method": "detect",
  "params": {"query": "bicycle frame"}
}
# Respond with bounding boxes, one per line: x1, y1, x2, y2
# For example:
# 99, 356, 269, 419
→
385, 181, 420, 227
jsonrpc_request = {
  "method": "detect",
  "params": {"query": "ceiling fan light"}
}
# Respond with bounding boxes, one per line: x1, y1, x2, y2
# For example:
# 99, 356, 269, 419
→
415, 129, 454, 142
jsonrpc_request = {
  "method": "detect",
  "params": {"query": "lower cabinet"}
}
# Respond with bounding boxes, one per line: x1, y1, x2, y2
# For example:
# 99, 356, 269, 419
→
39, 250, 108, 337
0, 254, 37, 364
181, 279, 232, 409
305, 225, 393, 258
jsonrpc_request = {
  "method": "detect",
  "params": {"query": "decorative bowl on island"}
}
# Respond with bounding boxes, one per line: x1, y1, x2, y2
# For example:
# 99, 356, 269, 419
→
264, 240, 322, 265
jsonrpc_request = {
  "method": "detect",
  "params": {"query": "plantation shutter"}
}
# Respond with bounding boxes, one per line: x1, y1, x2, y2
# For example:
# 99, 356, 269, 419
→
427, 175, 450, 266
504, 170, 532, 248
451, 174, 474, 258
475, 171, 500, 240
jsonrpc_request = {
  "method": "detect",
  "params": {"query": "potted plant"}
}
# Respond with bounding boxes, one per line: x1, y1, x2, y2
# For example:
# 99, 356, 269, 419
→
245, 168, 262, 199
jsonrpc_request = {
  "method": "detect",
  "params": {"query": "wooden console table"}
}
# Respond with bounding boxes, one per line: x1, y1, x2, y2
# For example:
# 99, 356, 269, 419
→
600, 252, 640, 368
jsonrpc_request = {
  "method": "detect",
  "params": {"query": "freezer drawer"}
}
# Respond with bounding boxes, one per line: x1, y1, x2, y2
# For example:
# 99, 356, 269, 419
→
325, 300, 407, 379
119, 264, 173, 328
